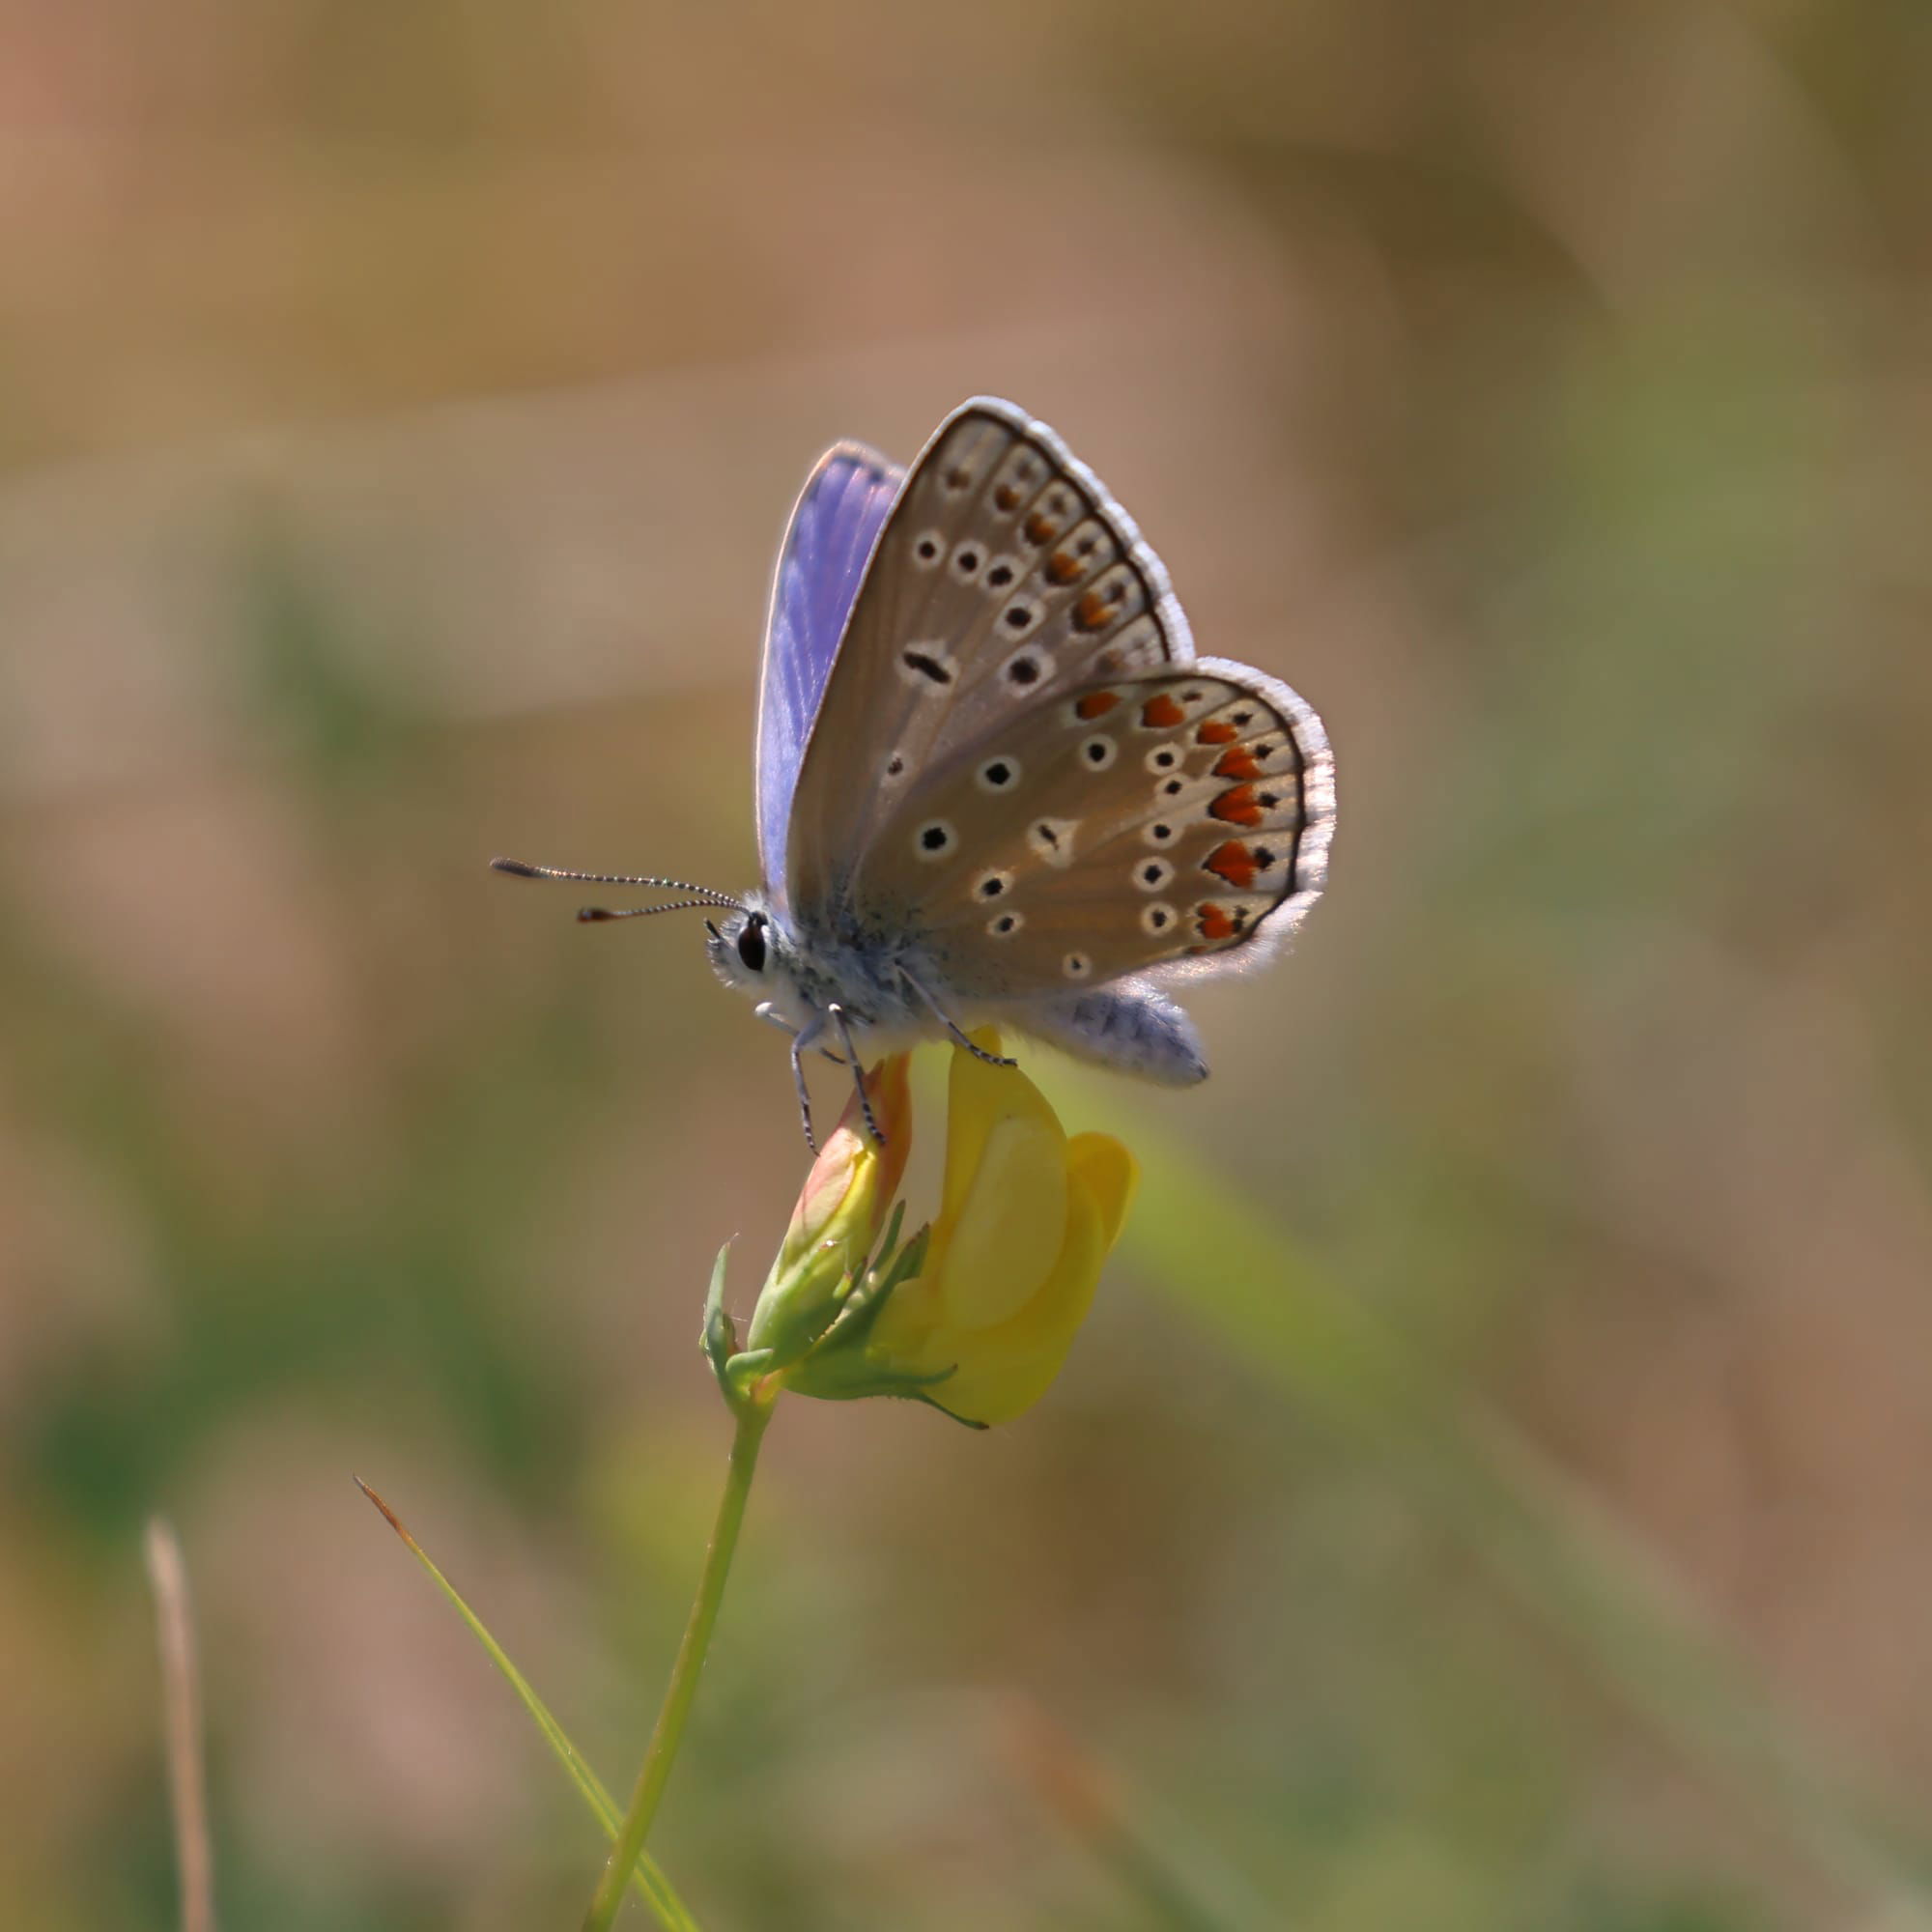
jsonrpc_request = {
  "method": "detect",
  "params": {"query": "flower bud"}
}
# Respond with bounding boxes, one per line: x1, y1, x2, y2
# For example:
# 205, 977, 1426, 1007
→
793, 1031, 1136, 1426
744, 1054, 912, 1366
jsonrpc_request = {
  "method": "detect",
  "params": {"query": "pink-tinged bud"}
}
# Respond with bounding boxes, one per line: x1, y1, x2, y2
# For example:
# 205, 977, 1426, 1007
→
747, 1055, 913, 1363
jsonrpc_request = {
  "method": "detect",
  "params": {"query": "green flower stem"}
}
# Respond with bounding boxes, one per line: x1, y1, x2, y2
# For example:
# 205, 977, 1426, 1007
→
582, 1391, 776, 1932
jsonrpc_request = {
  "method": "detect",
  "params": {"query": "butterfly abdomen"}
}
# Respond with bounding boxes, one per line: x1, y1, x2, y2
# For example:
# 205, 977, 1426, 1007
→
1015, 980, 1209, 1087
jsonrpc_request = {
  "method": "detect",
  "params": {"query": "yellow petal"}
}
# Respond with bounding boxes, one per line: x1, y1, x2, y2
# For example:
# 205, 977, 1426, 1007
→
926, 1134, 1137, 1426
935, 1027, 1059, 1228
864, 1268, 946, 1367
1064, 1132, 1138, 1250
932, 1110, 1069, 1328
809, 1036, 1138, 1427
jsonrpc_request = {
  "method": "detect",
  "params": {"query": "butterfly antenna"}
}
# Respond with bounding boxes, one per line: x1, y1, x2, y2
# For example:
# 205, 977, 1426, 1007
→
577, 899, 727, 923
491, 856, 744, 910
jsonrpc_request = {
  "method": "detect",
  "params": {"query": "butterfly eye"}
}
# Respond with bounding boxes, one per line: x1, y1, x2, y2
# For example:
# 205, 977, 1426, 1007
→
736, 915, 768, 973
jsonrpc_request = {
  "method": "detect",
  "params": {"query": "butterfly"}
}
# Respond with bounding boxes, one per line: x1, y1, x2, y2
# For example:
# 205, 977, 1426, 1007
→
496, 397, 1335, 1148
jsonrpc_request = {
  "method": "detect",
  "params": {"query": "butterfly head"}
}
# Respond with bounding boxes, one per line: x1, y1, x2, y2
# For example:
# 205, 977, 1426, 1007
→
704, 894, 803, 1006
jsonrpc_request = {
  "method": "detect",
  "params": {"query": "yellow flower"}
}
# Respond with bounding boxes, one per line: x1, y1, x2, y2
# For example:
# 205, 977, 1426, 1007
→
861, 1031, 1138, 1426
745, 1054, 913, 1364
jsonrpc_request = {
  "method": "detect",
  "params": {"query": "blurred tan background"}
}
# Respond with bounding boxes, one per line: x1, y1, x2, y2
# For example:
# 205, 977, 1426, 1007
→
2, 3, 1929, 1927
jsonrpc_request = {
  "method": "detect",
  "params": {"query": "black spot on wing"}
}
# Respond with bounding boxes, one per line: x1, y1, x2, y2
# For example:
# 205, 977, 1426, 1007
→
902, 649, 952, 685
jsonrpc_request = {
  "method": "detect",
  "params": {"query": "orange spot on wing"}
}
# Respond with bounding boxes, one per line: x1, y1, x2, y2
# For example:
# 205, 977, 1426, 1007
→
1197, 720, 1239, 746
1204, 840, 1259, 891
1213, 745, 1262, 780
1140, 694, 1185, 729
1025, 513, 1060, 545
1074, 589, 1118, 632
1046, 549, 1083, 584
994, 483, 1023, 511
1075, 691, 1120, 720
1195, 904, 1238, 943
1209, 784, 1264, 827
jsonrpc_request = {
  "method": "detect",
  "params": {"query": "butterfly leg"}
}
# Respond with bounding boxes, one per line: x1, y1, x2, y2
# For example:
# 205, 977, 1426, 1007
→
826, 1003, 885, 1146
756, 1000, 848, 1066
897, 967, 1017, 1067
788, 1021, 824, 1152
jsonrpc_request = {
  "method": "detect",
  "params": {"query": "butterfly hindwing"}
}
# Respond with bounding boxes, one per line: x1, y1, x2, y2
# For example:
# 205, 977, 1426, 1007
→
756, 441, 903, 913
856, 662, 1333, 1000
781, 400, 1193, 919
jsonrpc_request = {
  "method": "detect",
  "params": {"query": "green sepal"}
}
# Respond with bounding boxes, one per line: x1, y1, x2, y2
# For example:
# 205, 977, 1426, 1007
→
720, 1347, 778, 1406
783, 1352, 959, 1406
911, 1388, 991, 1432
700, 1243, 737, 1390
870, 1200, 908, 1284
803, 1222, 930, 1358
744, 1238, 854, 1363
748, 1201, 923, 1372
702, 1246, 784, 1414
776, 1216, 938, 1404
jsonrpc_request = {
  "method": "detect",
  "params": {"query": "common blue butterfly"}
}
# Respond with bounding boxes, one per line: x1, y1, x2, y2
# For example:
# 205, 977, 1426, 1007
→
497, 398, 1335, 1146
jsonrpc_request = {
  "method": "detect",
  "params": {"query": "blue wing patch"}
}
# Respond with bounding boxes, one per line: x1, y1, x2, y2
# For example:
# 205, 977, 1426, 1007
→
754, 442, 904, 911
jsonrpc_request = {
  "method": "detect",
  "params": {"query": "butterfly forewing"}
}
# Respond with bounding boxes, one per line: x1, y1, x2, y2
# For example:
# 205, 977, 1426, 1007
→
856, 663, 1332, 998
781, 400, 1193, 918
756, 441, 903, 912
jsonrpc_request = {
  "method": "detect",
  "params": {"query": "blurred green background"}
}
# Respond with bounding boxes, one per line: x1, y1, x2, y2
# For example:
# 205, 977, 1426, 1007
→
3, 3, 1929, 1927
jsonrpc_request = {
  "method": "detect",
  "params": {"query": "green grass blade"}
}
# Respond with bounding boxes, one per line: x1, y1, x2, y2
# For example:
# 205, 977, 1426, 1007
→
356, 1478, 702, 1932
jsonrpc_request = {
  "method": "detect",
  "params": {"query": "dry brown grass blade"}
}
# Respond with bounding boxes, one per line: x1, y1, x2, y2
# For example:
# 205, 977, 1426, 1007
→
145, 1517, 215, 1932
